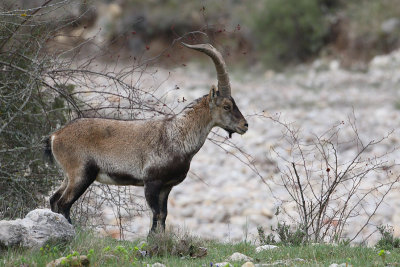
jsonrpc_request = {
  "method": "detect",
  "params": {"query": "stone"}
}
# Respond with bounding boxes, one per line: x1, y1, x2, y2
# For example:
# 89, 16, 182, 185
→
329, 60, 340, 71
381, 18, 400, 34
0, 220, 24, 247
151, 263, 166, 267
255, 245, 278, 252
255, 258, 305, 266
46, 255, 89, 267
329, 264, 352, 267
215, 262, 233, 267
260, 208, 274, 219
0, 209, 75, 248
370, 54, 392, 68
242, 262, 256, 267
228, 252, 254, 262
180, 206, 195, 217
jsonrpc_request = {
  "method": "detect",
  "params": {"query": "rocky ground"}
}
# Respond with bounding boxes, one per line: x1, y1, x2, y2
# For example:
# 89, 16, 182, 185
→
73, 49, 400, 245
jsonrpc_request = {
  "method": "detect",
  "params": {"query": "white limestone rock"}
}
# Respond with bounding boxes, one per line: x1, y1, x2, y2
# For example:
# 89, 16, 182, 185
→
255, 245, 279, 252
0, 220, 24, 247
242, 262, 256, 267
0, 209, 75, 248
228, 252, 254, 262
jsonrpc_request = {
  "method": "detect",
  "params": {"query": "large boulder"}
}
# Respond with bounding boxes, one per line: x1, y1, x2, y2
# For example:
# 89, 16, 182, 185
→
0, 209, 75, 248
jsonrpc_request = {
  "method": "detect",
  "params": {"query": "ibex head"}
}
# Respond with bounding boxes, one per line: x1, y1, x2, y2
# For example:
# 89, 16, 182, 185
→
183, 43, 248, 137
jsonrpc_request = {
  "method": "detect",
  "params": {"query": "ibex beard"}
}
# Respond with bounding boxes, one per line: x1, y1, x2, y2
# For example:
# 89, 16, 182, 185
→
44, 43, 248, 234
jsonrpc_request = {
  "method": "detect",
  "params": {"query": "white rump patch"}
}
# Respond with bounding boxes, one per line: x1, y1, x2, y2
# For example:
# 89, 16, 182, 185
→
51, 135, 55, 149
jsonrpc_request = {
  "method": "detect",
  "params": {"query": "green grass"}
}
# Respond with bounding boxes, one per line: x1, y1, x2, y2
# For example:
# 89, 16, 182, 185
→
1, 229, 400, 267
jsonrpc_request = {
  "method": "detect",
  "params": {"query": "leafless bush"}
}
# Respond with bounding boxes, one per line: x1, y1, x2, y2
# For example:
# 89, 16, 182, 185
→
0, 0, 74, 219
261, 113, 399, 243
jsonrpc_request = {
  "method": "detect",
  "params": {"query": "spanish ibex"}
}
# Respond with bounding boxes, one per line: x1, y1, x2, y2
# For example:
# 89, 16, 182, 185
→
45, 43, 248, 232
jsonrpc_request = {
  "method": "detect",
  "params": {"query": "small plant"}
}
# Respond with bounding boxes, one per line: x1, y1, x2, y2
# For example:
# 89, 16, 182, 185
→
258, 222, 307, 246
100, 242, 148, 264
378, 249, 389, 265
114, 245, 130, 261
63, 251, 80, 264
275, 222, 307, 246
376, 225, 400, 250
87, 248, 94, 260
39, 244, 60, 259
132, 242, 147, 257
257, 226, 277, 245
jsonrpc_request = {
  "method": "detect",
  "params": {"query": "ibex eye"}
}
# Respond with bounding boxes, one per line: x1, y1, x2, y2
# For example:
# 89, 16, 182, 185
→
224, 105, 231, 110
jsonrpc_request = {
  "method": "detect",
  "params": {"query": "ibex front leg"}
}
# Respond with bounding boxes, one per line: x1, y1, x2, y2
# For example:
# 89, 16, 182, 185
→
144, 182, 172, 233
158, 186, 172, 230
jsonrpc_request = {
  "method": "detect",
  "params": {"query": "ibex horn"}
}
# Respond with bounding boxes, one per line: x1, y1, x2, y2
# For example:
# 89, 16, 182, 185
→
182, 43, 231, 97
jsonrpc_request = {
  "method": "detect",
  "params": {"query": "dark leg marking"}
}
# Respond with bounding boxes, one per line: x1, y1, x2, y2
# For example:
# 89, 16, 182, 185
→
159, 186, 172, 230
144, 181, 163, 233
50, 177, 68, 212
57, 160, 99, 223
50, 191, 62, 212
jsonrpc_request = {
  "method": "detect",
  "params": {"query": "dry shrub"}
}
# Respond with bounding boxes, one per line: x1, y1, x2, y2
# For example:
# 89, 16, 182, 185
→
257, 113, 400, 244
146, 228, 207, 258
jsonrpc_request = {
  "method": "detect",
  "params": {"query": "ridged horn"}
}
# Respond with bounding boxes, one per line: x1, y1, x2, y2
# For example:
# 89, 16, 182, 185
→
182, 43, 231, 97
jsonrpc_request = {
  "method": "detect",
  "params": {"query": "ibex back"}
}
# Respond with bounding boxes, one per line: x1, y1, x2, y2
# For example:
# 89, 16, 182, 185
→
45, 43, 248, 233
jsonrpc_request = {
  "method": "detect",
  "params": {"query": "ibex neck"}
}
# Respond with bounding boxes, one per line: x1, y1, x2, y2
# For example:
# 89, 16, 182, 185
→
174, 96, 214, 156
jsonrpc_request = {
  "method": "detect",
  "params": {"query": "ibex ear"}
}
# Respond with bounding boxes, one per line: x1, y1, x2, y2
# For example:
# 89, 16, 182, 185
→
209, 85, 220, 103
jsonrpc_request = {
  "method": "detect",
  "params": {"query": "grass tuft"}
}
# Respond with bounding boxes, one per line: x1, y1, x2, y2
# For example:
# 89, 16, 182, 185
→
146, 228, 206, 258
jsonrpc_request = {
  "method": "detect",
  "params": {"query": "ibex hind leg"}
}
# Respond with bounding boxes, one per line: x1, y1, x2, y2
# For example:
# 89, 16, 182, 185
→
57, 160, 99, 223
50, 176, 68, 213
